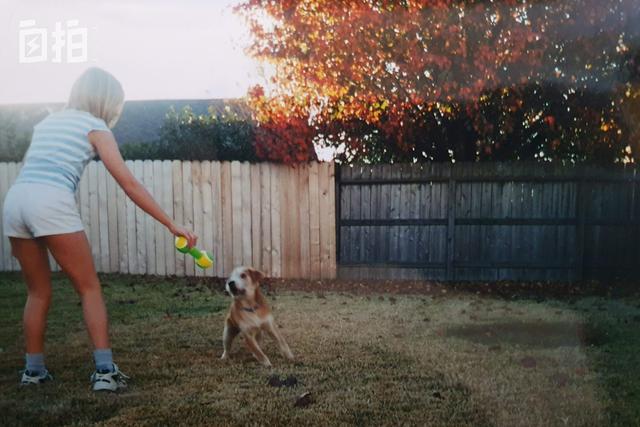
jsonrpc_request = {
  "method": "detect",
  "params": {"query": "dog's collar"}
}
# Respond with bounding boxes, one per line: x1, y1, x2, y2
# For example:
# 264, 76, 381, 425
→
240, 305, 260, 313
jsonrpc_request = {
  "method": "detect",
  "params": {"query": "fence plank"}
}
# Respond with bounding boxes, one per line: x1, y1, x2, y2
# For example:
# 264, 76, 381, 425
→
389, 165, 401, 264
414, 169, 426, 267
283, 165, 301, 278
133, 161, 147, 274
381, 165, 392, 265
259, 163, 272, 276
576, 171, 588, 281
172, 161, 184, 276
299, 164, 311, 278
372, 166, 385, 265
350, 166, 362, 265
191, 162, 204, 277
270, 165, 282, 277
230, 161, 243, 268
339, 166, 351, 265
162, 161, 175, 276
211, 162, 223, 277
482, 164, 496, 280
446, 166, 456, 280
106, 165, 119, 272
362, 165, 372, 266
116, 168, 128, 273
182, 161, 194, 276
327, 162, 337, 278
398, 165, 410, 265
220, 162, 234, 276
250, 164, 262, 270
292, 165, 302, 277
499, 179, 514, 279
319, 163, 333, 278
143, 160, 156, 275
279, 166, 292, 277
308, 162, 321, 279
95, 165, 112, 273
125, 161, 138, 274
153, 160, 166, 276
241, 162, 253, 267
201, 161, 214, 277
540, 178, 553, 280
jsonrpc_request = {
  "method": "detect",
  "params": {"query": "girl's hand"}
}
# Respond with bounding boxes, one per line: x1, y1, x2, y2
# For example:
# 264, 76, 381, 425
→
170, 223, 198, 248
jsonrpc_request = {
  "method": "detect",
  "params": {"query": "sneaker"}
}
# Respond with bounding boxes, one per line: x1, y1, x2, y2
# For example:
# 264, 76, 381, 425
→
20, 369, 53, 385
91, 363, 130, 392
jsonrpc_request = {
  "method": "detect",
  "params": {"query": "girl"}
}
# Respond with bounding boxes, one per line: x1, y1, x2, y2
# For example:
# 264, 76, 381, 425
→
2, 67, 197, 391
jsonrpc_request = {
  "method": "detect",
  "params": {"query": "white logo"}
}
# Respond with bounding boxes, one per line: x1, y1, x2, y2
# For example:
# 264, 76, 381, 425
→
19, 19, 88, 64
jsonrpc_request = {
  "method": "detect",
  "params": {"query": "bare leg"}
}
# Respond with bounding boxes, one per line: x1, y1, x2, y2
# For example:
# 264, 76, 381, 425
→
264, 320, 294, 361
221, 321, 239, 359
244, 333, 272, 367
10, 238, 52, 354
42, 232, 110, 349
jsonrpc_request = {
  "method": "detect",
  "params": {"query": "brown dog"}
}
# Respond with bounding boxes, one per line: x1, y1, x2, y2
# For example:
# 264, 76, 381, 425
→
220, 266, 294, 367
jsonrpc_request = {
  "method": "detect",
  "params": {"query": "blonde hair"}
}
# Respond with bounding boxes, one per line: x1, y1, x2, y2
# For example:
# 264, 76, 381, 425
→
67, 67, 125, 128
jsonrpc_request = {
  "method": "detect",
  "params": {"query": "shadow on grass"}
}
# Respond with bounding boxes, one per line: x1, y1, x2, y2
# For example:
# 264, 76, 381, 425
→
445, 294, 640, 425
446, 320, 586, 348
0, 388, 127, 427
443, 293, 640, 425
581, 300, 640, 425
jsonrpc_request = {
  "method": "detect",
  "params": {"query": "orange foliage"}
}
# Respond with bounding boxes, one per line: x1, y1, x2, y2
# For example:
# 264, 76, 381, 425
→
236, 0, 636, 164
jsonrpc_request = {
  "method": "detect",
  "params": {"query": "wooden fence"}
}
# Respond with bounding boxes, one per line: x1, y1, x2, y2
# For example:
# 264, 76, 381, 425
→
337, 162, 640, 281
4, 160, 638, 282
0, 161, 337, 279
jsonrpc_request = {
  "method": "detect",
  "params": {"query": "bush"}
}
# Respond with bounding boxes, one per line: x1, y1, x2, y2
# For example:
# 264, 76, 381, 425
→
0, 110, 33, 162
121, 106, 258, 161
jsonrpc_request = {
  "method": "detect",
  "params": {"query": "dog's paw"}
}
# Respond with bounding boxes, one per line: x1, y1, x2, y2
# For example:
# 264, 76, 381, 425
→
220, 352, 229, 360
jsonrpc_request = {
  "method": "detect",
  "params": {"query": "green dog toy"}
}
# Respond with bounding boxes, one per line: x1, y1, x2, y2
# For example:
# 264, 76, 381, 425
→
175, 236, 214, 269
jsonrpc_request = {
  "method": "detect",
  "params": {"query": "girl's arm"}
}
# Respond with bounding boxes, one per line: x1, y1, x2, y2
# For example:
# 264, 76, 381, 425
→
89, 130, 198, 248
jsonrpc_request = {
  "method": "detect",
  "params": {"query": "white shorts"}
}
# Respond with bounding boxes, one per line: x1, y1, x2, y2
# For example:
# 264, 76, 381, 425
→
2, 182, 84, 239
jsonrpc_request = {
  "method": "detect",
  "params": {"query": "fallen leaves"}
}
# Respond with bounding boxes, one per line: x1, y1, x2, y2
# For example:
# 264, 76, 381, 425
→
294, 392, 314, 408
267, 374, 299, 388
520, 356, 537, 368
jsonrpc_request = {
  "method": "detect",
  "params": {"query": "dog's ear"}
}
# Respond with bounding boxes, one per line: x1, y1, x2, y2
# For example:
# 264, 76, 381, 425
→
248, 268, 265, 283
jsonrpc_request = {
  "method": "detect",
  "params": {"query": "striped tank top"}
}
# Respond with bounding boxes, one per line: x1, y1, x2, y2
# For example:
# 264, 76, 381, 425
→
15, 108, 110, 193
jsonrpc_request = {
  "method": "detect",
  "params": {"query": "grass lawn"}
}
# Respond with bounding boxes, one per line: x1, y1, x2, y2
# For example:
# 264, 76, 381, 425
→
1, 273, 639, 426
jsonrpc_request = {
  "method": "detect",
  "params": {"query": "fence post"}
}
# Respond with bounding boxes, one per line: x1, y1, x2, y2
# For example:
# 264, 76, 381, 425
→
446, 164, 456, 281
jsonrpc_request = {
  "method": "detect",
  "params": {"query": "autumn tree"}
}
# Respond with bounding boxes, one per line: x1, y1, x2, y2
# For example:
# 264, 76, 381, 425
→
237, 0, 639, 164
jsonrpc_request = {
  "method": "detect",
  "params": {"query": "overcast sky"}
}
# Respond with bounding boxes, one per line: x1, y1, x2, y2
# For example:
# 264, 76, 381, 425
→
0, 0, 265, 104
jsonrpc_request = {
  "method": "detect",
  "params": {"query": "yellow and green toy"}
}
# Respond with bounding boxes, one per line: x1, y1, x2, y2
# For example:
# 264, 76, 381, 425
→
175, 236, 214, 269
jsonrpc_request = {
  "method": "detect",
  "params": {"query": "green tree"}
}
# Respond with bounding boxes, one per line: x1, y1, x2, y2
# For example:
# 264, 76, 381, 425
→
121, 106, 258, 161
0, 110, 31, 162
